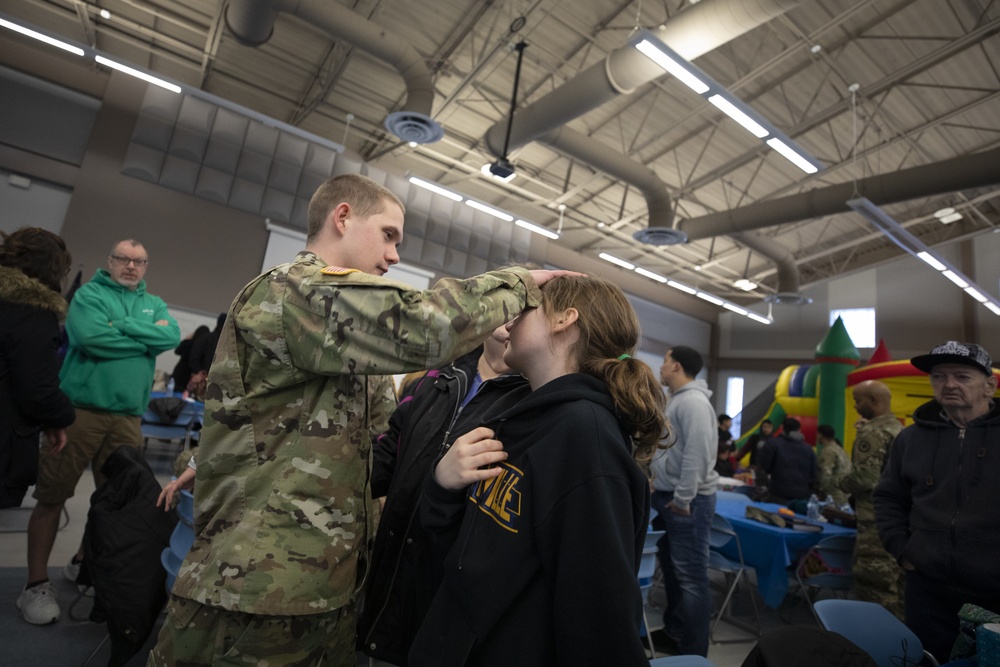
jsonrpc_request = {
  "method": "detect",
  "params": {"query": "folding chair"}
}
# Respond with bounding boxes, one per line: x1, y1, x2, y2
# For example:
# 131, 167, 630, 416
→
639, 528, 665, 657
708, 513, 761, 642
160, 489, 195, 593
140, 402, 199, 459
815, 599, 940, 667
794, 534, 855, 624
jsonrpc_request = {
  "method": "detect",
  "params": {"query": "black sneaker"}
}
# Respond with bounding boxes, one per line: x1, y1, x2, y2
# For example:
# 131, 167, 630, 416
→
649, 629, 681, 655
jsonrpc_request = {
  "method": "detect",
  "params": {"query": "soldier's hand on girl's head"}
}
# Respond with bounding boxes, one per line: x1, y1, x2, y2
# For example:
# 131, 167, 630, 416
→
528, 269, 585, 287
433, 427, 507, 491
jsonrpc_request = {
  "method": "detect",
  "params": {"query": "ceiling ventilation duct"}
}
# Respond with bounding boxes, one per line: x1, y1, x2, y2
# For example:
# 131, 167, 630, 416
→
226, 0, 443, 144
674, 146, 1000, 241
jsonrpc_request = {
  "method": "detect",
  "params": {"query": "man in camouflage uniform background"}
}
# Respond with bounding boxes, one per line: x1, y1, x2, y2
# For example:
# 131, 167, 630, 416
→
839, 380, 904, 617
815, 424, 852, 506
148, 173, 574, 667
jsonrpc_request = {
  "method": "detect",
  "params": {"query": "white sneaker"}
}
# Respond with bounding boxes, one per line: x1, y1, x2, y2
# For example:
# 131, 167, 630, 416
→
63, 559, 81, 583
16, 582, 60, 625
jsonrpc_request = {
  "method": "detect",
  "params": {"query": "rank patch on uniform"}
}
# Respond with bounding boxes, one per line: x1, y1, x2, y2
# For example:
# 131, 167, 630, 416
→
321, 266, 360, 276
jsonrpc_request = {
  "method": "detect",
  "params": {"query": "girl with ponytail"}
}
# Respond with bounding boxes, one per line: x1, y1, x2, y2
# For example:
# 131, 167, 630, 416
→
410, 276, 668, 667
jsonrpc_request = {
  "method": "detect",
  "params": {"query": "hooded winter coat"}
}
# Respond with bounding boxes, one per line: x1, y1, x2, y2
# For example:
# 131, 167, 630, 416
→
360, 348, 529, 664
0, 266, 75, 507
874, 398, 1000, 594
409, 373, 650, 667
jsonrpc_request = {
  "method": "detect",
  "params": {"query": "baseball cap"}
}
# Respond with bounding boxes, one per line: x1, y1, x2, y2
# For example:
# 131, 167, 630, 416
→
911, 341, 993, 376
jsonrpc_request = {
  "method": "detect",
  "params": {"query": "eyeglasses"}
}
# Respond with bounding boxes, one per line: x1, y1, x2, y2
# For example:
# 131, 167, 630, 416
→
109, 255, 148, 267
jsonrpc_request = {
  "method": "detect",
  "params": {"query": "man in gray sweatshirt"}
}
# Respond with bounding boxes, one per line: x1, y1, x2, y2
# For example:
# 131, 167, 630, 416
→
650, 346, 719, 657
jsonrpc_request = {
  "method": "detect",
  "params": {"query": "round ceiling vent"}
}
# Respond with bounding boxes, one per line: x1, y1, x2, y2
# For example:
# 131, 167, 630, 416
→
764, 292, 814, 305
632, 227, 688, 245
384, 112, 444, 144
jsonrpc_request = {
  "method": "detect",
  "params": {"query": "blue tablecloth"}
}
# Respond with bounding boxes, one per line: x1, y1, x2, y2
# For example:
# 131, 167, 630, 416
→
715, 498, 856, 609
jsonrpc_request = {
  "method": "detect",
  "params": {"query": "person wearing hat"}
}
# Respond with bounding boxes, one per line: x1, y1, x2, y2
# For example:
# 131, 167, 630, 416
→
874, 341, 1000, 662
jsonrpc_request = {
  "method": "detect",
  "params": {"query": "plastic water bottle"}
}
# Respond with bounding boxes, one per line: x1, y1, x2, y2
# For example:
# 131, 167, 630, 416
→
166, 377, 175, 395
806, 494, 820, 521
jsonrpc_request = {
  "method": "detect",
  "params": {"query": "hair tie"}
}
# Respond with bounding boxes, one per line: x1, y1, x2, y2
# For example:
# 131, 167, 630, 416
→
617, 353, 632, 361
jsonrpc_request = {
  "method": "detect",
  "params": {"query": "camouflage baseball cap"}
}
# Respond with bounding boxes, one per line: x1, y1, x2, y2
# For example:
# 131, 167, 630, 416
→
911, 341, 993, 376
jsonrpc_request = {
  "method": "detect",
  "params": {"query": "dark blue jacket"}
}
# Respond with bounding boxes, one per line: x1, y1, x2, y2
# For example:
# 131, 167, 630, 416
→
360, 348, 528, 665
759, 432, 817, 501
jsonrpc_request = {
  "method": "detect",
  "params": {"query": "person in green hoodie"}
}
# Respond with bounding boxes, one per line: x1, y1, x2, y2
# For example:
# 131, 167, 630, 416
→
20, 239, 179, 626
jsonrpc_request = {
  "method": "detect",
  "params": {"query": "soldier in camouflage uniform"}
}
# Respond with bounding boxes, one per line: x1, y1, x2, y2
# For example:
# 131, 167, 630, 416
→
840, 380, 904, 617
148, 174, 574, 667
815, 424, 852, 506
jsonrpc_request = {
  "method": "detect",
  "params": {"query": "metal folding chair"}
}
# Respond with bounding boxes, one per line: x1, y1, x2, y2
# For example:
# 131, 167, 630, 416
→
708, 513, 761, 643
794, 534, 855, 624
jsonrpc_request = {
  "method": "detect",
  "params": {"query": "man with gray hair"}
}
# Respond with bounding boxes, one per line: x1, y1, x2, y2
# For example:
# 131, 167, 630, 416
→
18, 239, 179, 625
875, 341, 1000, 662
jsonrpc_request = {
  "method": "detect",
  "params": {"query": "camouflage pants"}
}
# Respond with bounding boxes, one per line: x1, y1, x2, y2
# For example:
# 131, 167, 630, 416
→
147, 595, 356, 667
854, 524, 904, 619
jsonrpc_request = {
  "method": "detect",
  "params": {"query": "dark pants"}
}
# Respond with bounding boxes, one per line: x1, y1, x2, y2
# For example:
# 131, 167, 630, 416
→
652, 490, 716, 657
904, 569, 1000, 663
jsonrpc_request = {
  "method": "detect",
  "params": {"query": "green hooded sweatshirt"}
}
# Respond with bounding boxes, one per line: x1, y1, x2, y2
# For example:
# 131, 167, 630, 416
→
59, 269, 180, 416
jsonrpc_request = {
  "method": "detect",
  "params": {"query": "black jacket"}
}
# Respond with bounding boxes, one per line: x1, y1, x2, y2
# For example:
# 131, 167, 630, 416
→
0, 266, 74, 508
360, 348, 528, 664
758, 432, 817, 501
409, 373, 650, 667
874, 398, 1000, 594
82, 446, 177, 667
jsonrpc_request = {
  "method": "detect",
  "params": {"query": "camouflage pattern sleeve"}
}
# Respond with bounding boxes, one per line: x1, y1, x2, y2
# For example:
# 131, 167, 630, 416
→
283, 266, 540, 377
816, 446, 847, 505
841, 415, 902, 497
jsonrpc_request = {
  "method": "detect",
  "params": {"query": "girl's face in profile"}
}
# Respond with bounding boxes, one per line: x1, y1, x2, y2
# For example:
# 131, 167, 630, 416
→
503, 305, 550, 374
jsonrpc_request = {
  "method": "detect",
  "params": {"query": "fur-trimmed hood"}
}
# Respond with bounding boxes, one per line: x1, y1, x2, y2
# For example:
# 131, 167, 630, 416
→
0, 266, 67, 318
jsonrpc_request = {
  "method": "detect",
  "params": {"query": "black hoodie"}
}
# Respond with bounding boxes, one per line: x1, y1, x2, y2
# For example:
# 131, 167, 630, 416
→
409, 373, 650, 667
874, 397, 1000, 594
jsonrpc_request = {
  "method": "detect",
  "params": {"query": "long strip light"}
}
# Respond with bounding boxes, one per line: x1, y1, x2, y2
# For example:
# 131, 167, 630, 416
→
95, 55, 181, 93
465, 200, 514, 222
515, 219, 559, 240
848, 197, 1000, 318
633, 31, 822, 175
599, 253, 771, 324
0, 17, 84, 56
409, 176, 462, 201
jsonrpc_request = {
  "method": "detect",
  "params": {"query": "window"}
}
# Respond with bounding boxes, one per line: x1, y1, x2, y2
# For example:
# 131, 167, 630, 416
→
830, 308, 876, 349
725, 376, 745, 438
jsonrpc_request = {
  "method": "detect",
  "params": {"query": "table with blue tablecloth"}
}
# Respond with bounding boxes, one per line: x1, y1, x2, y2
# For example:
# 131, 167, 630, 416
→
715, 497, 856, 609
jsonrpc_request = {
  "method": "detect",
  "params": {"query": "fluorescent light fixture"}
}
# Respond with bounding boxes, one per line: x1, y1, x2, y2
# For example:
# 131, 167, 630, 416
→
964, 286, 988, 303
933, 207, 956, 218
667, 280, 697, 295
696, 292, 725, 306
848, 197, 1000, 318
708, 95, 768, 138
723, 303, 748, 315
0, 18, 85, 56
938, 212, 963, 224
916, 251, 947, 271
941, 270, 968, 288
599, 253, 635, 270
634, 39, 710, 94
635, 267, 667, 283
408, 176, 462, 201
515, 219, 559, 240
481, 163, 515, 183
734, 278, 758, 291
465, 200, 514, 221
766, 138, 819, 174
747, 312, 772, 325
95, 55, 181, 93
100, 9, 111, 19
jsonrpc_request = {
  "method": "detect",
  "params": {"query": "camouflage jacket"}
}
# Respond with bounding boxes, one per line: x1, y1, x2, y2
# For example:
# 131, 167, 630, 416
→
172, 252, 540, 616
840, 413, 902, 524
816, 442, 852, 506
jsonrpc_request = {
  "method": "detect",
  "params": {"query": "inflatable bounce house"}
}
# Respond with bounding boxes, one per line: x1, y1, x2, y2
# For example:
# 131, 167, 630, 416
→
735, 319, 1000, 459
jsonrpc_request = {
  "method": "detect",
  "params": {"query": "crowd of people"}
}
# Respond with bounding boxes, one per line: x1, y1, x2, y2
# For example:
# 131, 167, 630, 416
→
1, 172, 997, 666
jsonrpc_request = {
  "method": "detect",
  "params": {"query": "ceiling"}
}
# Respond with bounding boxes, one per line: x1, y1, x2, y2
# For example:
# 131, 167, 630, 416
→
4, 0, 1000, 309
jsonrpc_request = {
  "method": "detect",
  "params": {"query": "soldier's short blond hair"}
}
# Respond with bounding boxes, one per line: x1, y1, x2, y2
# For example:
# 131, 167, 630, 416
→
306, 174, 405, 242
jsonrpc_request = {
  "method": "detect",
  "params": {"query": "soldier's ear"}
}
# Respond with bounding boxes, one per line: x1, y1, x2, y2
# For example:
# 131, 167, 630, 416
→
330, 202, 352, 237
